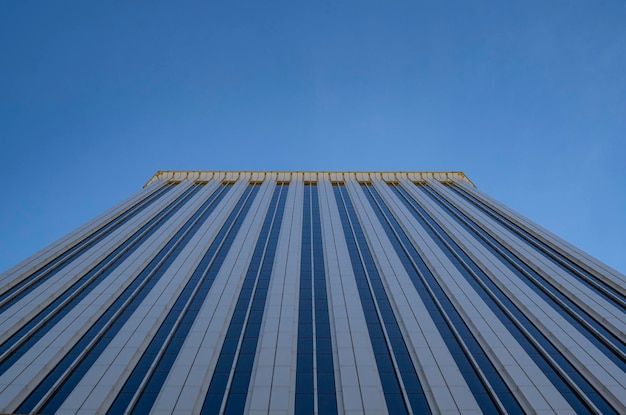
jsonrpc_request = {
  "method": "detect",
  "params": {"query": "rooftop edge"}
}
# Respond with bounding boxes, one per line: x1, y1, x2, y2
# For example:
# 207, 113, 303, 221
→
144, 171, 476, 188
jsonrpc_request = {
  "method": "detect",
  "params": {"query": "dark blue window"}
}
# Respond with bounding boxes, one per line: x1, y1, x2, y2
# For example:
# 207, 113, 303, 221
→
18, 184, 235, 414
404, 183, 620, 413
107, 184, 261, 414
0, 184, 186, 378
0, 182, 172, 314
448, 184, 626, 314
201, 183, 289, 415
296, 185, 338, 415
333, 185, 430, 415
362, 184, 521, 414
386, 187, 613, 413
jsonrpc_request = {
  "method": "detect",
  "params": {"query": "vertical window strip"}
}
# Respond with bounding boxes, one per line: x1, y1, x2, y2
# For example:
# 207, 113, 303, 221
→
362, 185, 520, 414
17, 183, 233, 415
201, 183, 289, 415
0, 184, 201, 377
0, 182, 173, 312
448, 185, 626, 311
107, 184, 259, 414
420, 185, 626, 368
295, 185, 338, 415
295, 185, 314, 414
311, 185, 338, 414
389, 184, 617, 414
333, 185, 430, 415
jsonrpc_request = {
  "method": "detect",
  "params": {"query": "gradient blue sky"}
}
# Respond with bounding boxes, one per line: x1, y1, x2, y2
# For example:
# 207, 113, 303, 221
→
1, 1, 625, 274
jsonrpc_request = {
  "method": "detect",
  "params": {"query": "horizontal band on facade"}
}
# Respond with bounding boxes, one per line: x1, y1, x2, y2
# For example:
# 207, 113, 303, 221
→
144, 170, 476, 188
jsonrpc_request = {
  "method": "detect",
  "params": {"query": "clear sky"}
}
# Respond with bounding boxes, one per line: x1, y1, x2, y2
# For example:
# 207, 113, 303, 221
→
1, 1, 625, 275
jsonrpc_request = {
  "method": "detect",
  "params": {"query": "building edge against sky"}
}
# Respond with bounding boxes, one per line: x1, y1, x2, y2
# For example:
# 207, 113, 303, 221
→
0, 171, 625, 414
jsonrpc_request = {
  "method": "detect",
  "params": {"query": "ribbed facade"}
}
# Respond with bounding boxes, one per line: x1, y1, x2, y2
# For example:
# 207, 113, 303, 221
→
0, 171, 625, 414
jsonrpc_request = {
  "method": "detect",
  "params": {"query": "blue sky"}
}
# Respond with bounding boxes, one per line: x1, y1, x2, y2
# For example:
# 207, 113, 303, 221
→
1, 1, 625, 274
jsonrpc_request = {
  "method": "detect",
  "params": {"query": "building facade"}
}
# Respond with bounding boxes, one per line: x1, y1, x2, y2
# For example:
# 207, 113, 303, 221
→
0, 171, 625, 414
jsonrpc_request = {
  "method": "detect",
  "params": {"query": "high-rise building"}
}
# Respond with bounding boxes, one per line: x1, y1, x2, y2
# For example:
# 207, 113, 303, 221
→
0, 171, 625, 414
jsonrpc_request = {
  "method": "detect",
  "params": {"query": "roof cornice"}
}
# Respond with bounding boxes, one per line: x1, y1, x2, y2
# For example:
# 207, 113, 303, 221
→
144, 171, 476, 188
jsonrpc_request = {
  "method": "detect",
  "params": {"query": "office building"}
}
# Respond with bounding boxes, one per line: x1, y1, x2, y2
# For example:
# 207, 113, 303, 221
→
0, 171, 625, 414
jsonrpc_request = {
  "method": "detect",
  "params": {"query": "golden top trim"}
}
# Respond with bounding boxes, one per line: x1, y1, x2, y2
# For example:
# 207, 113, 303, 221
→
144, 171, 476, 188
